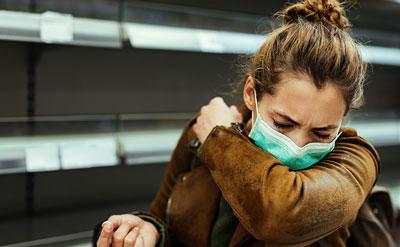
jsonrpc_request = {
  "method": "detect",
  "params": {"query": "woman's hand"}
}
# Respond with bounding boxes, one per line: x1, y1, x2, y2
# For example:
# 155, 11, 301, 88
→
97, 214, 159, 247
193, 97, 243, 143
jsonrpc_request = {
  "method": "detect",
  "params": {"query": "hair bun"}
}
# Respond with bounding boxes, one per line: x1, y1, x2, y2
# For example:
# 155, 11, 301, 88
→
282, 0, 351, 30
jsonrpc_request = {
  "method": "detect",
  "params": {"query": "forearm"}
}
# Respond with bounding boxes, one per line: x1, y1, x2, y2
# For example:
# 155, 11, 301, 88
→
199, 125, 379, 245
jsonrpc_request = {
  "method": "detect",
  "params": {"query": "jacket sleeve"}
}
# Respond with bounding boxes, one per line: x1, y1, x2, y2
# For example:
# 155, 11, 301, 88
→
131, 210, 168, 247
198, 126, 380, 246
129, 114, 200, 246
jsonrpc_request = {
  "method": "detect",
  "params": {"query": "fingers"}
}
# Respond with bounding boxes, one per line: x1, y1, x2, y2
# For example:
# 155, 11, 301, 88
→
123, 227, 140, 247
195, 97, 242, 142
139, 222, 160, 247
112, 223, 132, 247
134, 235, 145, 247
200, 106, 207, 114
209, 96, 224, 104
229, 105, 238, 114
96, 221, 113, 247
108, 214, 142, 228
98, 215, 144, 247
107, 215, 123, 228
200, 97, 229, 116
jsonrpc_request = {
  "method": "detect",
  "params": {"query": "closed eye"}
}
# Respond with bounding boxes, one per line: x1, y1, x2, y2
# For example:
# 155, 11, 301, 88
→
313, 131, 331, 140
273, 120, 293, 129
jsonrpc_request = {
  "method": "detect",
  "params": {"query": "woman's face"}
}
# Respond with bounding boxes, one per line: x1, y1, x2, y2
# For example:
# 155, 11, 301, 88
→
243, 73, 346, 147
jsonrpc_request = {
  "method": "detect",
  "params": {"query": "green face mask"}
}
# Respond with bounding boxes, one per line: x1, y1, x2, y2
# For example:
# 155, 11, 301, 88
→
248, 90, 342, 171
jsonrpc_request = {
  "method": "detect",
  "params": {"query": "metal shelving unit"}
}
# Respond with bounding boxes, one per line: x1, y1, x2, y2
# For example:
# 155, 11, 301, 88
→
0, 8, 398, 61
0, 1, 398, 246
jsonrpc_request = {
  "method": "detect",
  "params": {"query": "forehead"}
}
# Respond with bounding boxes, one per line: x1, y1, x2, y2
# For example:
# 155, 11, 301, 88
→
261, 73, 346, 126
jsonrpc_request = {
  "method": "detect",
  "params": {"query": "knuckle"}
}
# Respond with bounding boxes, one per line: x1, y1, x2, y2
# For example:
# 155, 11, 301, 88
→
211, 97, 222, 103
122, 214, 134, 223
113, 234, 124, 242
117, 214, 139, 226
200, 106, 207, 113
137, 220, 146, 227
108, 215, 118, 222
124, 237, 135, 245
127, 219, 139, 226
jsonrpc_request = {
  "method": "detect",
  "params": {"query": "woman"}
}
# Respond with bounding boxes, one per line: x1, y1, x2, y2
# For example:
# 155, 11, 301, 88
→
97, 0, 383, 246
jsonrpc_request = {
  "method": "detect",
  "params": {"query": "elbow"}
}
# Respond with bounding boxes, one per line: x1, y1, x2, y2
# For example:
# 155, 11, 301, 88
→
245, 206, 345, 245
249, 221, 333, 245
247, 216, 307, 244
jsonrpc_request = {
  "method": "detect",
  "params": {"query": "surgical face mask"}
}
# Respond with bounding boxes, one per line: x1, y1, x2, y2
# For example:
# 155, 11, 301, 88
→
248, 90, 342, 171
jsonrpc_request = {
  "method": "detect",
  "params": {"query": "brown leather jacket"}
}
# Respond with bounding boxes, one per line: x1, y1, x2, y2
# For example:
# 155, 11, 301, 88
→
132, 105, 381, 246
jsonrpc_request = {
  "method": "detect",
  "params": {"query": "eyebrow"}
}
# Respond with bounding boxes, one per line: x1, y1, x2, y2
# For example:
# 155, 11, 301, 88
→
274, 111, 300, 125
274, 111, 338, 131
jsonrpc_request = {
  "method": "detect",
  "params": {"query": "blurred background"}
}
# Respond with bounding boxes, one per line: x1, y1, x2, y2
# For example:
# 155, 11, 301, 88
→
0, 0, 398, 246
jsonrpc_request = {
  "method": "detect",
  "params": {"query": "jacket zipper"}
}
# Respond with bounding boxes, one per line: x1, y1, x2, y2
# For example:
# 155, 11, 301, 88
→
231, 122, 244, 134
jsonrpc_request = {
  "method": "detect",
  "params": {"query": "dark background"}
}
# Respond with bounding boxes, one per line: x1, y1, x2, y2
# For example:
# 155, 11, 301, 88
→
0, 0, 398, 245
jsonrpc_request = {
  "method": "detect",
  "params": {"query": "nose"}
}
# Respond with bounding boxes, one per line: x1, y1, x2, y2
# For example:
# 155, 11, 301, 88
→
288, 131, 309, 148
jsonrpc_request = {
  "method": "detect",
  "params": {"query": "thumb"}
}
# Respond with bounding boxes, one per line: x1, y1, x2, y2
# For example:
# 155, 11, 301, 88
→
97, 221, 113, 247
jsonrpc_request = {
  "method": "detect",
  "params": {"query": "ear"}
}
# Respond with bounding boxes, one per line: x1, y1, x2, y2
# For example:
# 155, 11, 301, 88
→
243, 75, 256, 111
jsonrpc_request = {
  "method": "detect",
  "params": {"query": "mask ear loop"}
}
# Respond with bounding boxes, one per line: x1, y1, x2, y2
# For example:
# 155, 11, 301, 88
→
335, 120, 343, 139
251, 89, 259, 126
